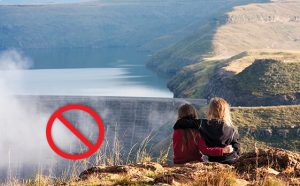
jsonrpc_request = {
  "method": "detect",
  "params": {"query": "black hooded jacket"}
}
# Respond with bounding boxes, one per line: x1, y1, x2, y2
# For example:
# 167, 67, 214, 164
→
173, 118, 240, 164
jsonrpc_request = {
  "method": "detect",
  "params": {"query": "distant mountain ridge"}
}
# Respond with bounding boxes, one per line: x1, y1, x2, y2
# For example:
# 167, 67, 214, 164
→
0, 0, 253, 52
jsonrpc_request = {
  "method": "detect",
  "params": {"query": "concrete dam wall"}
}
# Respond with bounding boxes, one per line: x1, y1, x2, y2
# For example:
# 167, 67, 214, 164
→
2, 96, 206, 180
28, 96, 206, 152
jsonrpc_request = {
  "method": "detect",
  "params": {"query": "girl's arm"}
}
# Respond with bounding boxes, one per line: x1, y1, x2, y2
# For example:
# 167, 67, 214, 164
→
231, 131, 241, 155
198, 138, 224, 156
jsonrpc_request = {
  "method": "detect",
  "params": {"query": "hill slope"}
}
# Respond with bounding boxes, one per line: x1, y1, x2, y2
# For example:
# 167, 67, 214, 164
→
213, 0, 300, 58
231, 105, 300, 151
205, 50, 300, 106
148, 0, 300, 106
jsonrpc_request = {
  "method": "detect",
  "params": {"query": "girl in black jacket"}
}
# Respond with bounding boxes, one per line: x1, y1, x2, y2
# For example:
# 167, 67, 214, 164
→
174, 97, 240, 164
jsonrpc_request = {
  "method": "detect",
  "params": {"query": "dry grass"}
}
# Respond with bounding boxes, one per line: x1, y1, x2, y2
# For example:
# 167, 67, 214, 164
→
222, 50, 300, 74
6, 171, 291, 186
188, 170, 238, 186
199, 104, 300, 128
255, 176, 287, 186
231, 105, 300, 128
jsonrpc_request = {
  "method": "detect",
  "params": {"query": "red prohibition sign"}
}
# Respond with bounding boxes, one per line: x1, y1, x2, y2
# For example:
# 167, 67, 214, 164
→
46, 104, 105, 160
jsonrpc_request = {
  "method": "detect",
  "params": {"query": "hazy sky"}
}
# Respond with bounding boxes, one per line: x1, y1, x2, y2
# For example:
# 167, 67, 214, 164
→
0, 0, 92, 5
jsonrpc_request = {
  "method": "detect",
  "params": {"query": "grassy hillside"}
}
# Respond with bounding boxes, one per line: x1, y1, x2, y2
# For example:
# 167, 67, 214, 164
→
168, 50, 300, 106
146, 0, 268, 77
167, 59, 223, 98
147, 23, 217, 77
213, 0, 300, 58
230, 59, 300, 96
231, 105, 300, 128
207, 51, 300, 106
149, 0, 300, 105
231, 105, 300, 152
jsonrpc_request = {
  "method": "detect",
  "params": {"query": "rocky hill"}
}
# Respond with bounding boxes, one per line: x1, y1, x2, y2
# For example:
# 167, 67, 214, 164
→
13, 148, 300, 185
167, 50, 300, 106
205, 51, 300, 106
148, 0, 300, 106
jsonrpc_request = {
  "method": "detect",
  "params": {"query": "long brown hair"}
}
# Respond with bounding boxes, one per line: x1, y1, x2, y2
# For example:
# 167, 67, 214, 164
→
177, 103, 198, 120
177, 103, 199, 151
207, 97, 233, 126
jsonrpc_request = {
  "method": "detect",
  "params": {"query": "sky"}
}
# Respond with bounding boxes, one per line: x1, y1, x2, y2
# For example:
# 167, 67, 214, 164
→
0, 0, 92, 5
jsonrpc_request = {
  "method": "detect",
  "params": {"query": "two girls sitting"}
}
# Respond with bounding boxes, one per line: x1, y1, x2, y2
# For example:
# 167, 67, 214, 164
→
173, 97, 240, 164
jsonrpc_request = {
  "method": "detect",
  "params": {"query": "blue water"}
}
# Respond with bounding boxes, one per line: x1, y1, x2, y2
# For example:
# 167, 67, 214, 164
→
12, 48, 173, 97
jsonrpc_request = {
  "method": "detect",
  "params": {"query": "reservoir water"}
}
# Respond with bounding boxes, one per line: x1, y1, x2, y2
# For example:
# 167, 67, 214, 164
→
8, 47, 173, 97
0, 47, 173, 180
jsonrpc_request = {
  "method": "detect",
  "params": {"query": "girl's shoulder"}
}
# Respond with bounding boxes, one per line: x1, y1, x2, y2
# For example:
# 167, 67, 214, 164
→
173, 128, 201, 139
173, 117, 200, 130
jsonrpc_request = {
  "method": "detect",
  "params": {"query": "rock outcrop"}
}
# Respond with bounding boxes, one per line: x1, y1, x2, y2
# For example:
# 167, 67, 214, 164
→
235, 148, 300, 184
204, 58, 300, 106
70, 148, 300, 185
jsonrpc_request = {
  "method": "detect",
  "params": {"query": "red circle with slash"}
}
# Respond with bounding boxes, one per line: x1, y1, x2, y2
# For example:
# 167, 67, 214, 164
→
46, 104, 105, 160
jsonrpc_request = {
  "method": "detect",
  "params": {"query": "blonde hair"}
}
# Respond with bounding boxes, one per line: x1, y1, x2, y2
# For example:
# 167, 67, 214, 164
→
177, 103, 198, 120
207, 97, 233, 126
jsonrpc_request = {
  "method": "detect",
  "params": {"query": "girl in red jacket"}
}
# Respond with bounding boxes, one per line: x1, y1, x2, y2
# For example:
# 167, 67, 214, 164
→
173, 103, 233, 164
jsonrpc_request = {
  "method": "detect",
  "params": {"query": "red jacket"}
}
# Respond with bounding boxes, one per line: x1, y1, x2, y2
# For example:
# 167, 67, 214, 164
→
173, 129, 224, 164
